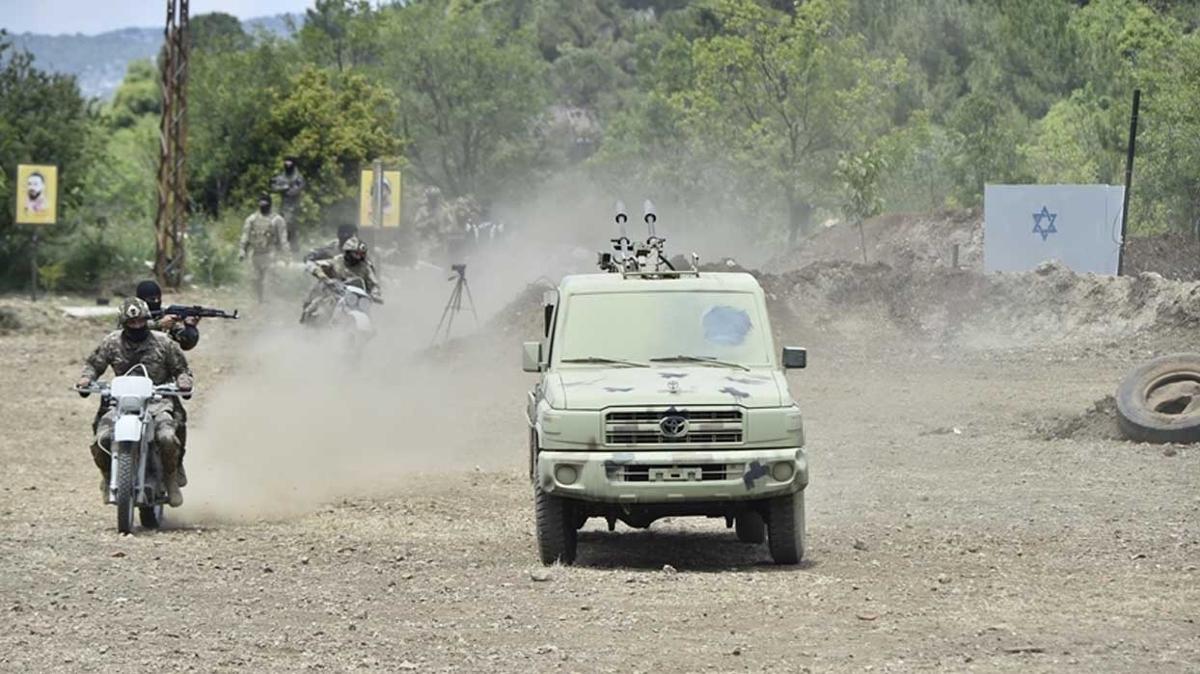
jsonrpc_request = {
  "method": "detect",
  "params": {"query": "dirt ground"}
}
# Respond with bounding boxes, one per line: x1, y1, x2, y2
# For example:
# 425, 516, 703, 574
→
1, 268, 1198, 672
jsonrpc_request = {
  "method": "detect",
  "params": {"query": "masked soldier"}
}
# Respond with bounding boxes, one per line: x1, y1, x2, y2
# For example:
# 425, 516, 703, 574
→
414, 186, 455, 243
77, 298, 193, 507
135, 279, 200, 351
135, 279, 199, 486
271, 156, 305, 252
300, 237, 382, 324
239, 193, 289, 302
303, 224, 359, 264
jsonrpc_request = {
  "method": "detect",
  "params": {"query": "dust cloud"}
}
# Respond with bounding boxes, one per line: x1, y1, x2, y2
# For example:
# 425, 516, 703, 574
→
177, 260, 532, 524
175, 177, 786, 524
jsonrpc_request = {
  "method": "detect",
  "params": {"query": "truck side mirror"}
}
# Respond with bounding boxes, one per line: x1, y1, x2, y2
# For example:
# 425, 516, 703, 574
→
782, 346, 807, 369
543, 304, 554, 337
523, 341, 544, 373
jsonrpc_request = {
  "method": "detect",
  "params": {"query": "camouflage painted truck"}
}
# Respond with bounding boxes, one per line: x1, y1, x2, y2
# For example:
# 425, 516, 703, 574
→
522, 203, 809, 565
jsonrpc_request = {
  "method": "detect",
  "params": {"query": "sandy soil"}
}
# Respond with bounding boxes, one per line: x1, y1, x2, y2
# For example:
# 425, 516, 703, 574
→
0, 277, 1198, 673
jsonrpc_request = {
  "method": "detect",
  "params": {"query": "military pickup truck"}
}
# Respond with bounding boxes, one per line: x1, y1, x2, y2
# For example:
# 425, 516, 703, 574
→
523, 267, 808, 565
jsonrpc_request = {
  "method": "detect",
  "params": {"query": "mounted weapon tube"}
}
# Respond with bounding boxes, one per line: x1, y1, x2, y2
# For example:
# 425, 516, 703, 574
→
613, 201, 632, 268
643, 199, 658, 239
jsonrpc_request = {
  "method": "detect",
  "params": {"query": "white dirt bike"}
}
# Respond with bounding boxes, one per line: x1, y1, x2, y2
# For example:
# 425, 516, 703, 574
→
76, 364, 189, 534
324, 278, 380, 353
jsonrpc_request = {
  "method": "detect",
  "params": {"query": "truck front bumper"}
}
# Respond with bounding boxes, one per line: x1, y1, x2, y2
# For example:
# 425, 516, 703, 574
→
536, 447, 807, 503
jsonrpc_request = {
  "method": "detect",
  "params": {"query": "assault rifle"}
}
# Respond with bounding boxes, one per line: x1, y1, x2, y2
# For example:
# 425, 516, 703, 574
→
155, 304, 240, 320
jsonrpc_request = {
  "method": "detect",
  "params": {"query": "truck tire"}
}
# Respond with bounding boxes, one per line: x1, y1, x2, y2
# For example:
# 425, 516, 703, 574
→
535, 485, 577, 565
735, 510, 765, 544
767, 491, 805, 565
115, 442, 136, 535
1116, 353, 1200, 444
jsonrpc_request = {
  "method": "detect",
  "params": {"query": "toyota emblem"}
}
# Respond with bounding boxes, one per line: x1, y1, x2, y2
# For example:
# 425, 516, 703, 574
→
659, 414, 689, 439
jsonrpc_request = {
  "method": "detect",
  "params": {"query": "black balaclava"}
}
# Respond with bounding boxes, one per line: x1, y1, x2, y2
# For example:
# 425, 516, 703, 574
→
284, 157, 296, 174
136, 280, 162, 312
124, 322, 150, 342
259, 196, 271, 215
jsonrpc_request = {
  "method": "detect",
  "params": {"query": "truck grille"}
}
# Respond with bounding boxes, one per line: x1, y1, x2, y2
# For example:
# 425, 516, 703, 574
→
604, 408, 743, 446
616, 463, 744, 482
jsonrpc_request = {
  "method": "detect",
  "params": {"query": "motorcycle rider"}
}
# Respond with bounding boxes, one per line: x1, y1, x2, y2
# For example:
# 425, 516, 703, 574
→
302, 224, 359, 264
77, 298, 193, 507
300, 237, 382, 324
136, 279, 200, 351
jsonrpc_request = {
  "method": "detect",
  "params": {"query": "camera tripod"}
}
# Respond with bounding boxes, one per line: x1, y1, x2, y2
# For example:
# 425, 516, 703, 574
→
433, 263, 478, 343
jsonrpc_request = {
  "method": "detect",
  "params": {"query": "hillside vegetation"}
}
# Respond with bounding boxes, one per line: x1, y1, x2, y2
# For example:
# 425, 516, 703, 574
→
1, 0, 1199, 290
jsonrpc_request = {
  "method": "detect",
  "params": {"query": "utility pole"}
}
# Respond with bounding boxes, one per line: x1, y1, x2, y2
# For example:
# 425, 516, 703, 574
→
154, 0, 190, 288
1116, 89, 1140, 277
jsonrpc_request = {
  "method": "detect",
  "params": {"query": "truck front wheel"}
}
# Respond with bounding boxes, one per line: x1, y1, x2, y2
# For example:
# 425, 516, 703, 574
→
767, 491, 806, 565
535, 485, 577, 565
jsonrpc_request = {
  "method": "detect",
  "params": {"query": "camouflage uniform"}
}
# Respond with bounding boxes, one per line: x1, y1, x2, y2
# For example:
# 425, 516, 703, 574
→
413, 187, 457, 251
80, 328, 192, 495
271, 166, 305, 252
239, 208, 289, 302
147, 316, 200, 351
300, 238, 382, 324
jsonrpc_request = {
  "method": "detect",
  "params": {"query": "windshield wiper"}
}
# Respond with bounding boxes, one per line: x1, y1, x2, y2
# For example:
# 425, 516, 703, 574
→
560, 356, 649, 368
649, 355, 750, 372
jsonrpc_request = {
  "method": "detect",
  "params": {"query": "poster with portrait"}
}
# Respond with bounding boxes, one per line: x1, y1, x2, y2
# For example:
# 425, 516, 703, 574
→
358, 169, 401, 228
14, 164, 58, 225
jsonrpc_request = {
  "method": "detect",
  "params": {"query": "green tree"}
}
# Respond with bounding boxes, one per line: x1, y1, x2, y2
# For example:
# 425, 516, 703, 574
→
0, 34, 96, 287
835, 149, 886, 263
672, 0, 905, 241
107, 60, 160, 129
187, 37, 295, 216
265, 65, 400, 233
299, 0, 381, 72
376, 2, 548, 198
1020, 89, 1123, 185
191, 12, 251, 53
945, 91, 1031, 206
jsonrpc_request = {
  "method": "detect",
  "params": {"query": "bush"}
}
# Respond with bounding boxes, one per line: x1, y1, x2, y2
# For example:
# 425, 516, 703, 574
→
187, 215, 242, 287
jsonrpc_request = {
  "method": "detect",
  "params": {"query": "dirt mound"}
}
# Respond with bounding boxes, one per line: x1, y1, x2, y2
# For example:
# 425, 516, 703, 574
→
0, 298, 88, 335
765, 209, 983, 273
1123, 231, 1200, 281
762, 260, 1200, 348
767, 208, 1200, 282
489, 280, 556, 338
1033, 396, 1122, 441
491, 258, 1200, 351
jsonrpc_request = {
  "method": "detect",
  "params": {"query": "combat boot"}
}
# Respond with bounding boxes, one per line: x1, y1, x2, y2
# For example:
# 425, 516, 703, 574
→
177, 460, 188, 487
164, 472, 184, 507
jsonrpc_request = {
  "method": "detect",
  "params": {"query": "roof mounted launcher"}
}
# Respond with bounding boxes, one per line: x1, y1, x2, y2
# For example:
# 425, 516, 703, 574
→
597, 200, 699, 277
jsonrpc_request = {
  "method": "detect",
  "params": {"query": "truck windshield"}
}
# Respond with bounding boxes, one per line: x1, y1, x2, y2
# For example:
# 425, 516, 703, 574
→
555, 291, 772, 367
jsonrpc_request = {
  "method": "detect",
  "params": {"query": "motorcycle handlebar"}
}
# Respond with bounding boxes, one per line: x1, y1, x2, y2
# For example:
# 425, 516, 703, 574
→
71, 383, 194, 399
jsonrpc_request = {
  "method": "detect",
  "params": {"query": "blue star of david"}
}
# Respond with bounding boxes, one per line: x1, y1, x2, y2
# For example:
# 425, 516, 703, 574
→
1032, 206, 1057, 241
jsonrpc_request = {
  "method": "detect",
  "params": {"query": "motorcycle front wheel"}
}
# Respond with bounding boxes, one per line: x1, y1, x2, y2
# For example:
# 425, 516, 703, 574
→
115, 441, 137, 534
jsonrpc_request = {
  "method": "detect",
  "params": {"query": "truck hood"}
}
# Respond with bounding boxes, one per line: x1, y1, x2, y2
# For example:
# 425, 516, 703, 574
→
550, 367, 788, 410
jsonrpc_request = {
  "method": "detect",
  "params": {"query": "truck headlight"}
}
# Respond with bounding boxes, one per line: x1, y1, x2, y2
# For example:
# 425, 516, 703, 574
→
554, 464, 579, 485
771, 461, 794, 481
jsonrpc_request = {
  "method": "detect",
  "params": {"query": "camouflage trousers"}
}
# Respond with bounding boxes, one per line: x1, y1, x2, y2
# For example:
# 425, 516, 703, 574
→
90, 400, 182, 480
248, 253, 273, 303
